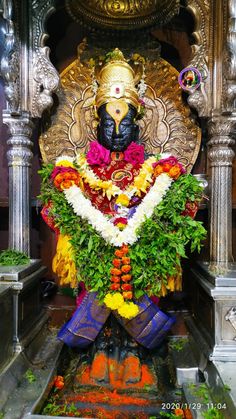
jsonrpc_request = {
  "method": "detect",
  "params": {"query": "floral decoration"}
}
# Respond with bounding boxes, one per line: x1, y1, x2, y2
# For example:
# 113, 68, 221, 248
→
123, 141, 145, 165
75, 142, 157, 201
86, 141, 111, 166
39, 148, 206, 320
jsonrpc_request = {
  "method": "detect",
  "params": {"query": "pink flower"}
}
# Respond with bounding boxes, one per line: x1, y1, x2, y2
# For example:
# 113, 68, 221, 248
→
76, 282, 87, 307
124, 142, 145, 165
51, 166, 77, 180
114, 217, 128, 226
86, 141, 111, 166
153, 156, 186, 174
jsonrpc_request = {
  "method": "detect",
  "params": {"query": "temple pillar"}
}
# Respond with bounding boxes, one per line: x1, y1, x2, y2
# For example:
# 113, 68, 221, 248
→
3, 111, 34, 256
207, 116, 235, 270
186, 114, 236, 361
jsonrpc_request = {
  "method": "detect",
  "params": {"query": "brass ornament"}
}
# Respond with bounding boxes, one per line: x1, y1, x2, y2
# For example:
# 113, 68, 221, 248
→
39, 47, 201, 172
65, 0, 180, 31
95, 49, 141, 111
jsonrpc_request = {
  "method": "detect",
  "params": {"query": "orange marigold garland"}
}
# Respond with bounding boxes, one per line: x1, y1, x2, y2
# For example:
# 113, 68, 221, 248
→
53, 169, 81, 191
105, 244, 139, 319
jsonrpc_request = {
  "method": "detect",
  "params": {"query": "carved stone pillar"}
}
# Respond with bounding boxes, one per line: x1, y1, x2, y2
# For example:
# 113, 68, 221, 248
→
207, 116, 235, 268
3, 111, 34, 256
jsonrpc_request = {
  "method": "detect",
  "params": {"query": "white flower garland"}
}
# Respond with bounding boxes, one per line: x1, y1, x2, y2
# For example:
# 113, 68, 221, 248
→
64, 173, 173, 247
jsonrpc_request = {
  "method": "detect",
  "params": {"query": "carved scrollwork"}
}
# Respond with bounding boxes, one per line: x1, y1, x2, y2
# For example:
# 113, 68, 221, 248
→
223, 0, 236, 112
32, 47, 60, 118
66, 0, 180, 31
208, 118, 235, 167
31, 0, 60, 118
3, 112, 34, 167
39, 49, 201, 172
185, 0, 210, 116
0, 0, 20, 113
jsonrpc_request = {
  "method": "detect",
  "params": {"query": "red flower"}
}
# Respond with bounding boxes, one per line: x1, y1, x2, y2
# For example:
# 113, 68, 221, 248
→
121, 265, 131, 273
112, 258, 121, 267
122, 257, 130, 265
182, 201, 198, 218
114, 217, 128, 226
121, 274, 132, 282
111, 276, 121, 283
110, 283, 120, 290
54, 375, 64, 390
153, 156, 178, 167
110, 268, 122, 276
124, 142, 145, 165
121, 283, 132, 291
122, 291, 133, 299
86, 141, 111, 166
121, 245, 129, 254
51, 166, 77, 180
114, 249, 124, 258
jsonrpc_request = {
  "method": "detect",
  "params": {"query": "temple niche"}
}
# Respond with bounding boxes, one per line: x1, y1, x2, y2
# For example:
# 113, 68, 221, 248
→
0, 1, 236, 418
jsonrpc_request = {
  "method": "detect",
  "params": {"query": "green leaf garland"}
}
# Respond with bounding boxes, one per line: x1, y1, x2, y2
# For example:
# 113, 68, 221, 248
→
39, 164, 207, 300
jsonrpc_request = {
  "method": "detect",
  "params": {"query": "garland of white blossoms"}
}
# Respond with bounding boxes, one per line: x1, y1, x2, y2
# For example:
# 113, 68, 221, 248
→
64, 172, 173, 247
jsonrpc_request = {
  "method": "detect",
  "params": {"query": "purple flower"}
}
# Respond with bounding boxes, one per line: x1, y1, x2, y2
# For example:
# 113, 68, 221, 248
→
128, 206, 137, 219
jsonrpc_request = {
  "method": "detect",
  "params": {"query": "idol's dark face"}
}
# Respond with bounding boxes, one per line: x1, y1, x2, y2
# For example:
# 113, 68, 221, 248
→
97, 104, 139, 152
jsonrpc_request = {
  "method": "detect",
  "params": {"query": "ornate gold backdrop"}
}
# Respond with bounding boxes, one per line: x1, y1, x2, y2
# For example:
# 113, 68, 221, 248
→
39, 44, 201, 172
65, 0, 180, 31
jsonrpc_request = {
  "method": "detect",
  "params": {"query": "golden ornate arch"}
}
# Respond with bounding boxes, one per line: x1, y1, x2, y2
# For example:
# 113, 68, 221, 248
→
39, 48, 201, 172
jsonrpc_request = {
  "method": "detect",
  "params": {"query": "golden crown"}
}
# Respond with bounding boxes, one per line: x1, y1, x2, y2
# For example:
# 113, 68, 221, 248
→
94, 49, 144, 114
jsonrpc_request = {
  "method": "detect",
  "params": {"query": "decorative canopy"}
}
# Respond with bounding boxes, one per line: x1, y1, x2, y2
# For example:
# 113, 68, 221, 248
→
65, 0, 180, 31
39, 42, 201, 172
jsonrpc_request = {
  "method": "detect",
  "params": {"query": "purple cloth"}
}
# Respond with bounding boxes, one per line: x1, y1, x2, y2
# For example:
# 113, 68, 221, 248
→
58, 292, 175, 349
114, 295, 175, 348
57, 292, 110, 348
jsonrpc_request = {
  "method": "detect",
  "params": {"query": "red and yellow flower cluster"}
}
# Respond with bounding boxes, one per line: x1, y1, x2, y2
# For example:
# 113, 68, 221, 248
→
51, 166, 81, 191
153, 156, 186, 180
110, 244, 133, 300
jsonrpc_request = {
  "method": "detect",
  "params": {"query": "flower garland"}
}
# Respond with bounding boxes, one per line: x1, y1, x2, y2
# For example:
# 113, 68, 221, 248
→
39, 150, 206, 320
63, 172, 173, 247
75, 153, 156, 201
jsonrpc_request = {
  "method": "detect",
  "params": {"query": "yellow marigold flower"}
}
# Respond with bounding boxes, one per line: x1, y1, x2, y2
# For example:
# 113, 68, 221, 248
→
107, 185, 120, 200
55, 159, 74, 168
167, 276, 175, 292
116, 194, 130, 207
142, 161, 154, 173
104, 292, 124, 310
52, 234, 77, 288
117, 302, 139, 319
160, 282, 168, 297
116, 223, 127, 230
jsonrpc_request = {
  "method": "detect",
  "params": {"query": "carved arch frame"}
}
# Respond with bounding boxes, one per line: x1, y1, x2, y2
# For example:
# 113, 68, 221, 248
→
184, 0, 211, 117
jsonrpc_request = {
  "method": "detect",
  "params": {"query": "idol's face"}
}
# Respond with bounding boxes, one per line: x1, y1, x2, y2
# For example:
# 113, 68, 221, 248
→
97, 104, 139, 152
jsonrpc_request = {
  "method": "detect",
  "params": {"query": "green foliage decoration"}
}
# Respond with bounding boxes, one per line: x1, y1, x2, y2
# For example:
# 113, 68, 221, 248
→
39, 164, 206, 301
0, 249, 30, 266
202, 408, 224, 419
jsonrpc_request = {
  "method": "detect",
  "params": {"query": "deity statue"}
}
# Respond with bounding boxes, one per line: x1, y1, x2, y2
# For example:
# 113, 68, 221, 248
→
40, 49, 206, 390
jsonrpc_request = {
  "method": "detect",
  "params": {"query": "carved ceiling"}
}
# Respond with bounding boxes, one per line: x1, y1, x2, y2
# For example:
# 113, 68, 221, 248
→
65, 0, 180, 31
